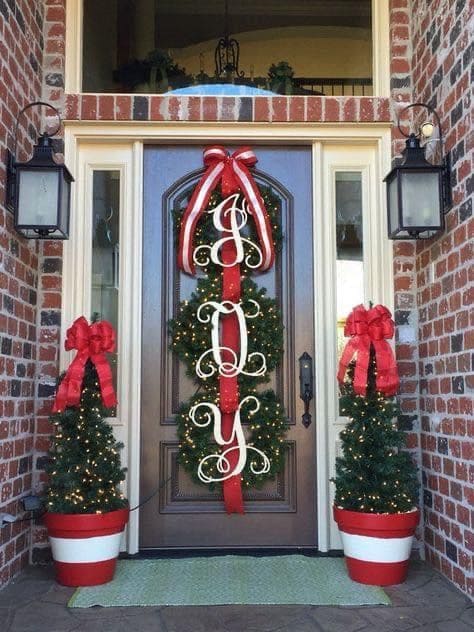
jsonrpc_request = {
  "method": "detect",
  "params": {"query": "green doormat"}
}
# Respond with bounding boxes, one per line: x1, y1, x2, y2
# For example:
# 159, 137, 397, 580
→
69, 556, 390, 607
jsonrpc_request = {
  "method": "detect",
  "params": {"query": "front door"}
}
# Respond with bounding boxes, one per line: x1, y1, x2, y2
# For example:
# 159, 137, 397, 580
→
140, 145, 316, 548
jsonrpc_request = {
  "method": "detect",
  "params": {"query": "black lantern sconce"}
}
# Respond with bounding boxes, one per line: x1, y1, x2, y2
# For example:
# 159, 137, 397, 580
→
6, 101, 74, 239
384, 102, 452, 240
298, 352, 313, 428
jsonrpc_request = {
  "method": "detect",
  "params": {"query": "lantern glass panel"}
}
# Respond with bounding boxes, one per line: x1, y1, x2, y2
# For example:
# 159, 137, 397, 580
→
17, 169, 59, 226
388, 175, 399, 234
400, 171, 441, 227
59, 173, 71, 235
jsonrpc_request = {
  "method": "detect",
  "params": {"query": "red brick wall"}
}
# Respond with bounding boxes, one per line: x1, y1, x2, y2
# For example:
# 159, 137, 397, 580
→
31, 239, 62, 563
0, 0, 45, 588
411, 0, 473, 598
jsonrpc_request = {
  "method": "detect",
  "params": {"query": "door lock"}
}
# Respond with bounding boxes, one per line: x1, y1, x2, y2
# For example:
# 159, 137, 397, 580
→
298, 352, 313, 428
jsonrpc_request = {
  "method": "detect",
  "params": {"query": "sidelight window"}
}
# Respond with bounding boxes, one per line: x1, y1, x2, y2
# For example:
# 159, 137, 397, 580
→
91, 170, 120, 396
335, 171, 364, 358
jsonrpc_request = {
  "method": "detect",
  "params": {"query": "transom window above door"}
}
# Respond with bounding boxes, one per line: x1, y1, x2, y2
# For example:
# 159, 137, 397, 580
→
82, 0, 373, 95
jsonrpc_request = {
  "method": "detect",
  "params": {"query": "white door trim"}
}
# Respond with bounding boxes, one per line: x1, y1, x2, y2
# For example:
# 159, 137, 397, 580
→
63, 123, 393, 553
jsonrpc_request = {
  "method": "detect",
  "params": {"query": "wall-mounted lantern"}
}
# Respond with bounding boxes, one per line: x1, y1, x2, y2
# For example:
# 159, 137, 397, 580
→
384, 102, 452, 240
6, 101, 74, 239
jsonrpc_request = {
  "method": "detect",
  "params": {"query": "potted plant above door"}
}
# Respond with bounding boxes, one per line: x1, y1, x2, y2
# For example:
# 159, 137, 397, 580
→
333, 304, 420, 586
44, 317, 129, 587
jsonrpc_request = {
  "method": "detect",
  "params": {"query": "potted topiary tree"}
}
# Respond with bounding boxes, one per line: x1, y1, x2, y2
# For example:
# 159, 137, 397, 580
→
44, 317, 129, 587
333, 304, 419, 586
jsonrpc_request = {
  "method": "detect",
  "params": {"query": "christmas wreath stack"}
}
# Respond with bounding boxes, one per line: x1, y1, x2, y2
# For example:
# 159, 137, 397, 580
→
169, 146, 289, 513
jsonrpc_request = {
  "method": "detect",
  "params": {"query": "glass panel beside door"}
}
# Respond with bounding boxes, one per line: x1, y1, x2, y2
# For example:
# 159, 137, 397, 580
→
335, 171, 364, 358
91, 170, 120, 396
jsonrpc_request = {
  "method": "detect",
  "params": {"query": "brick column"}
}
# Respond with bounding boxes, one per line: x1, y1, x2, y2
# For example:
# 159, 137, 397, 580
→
0, 0, 45, 588
411, 0, 473, 597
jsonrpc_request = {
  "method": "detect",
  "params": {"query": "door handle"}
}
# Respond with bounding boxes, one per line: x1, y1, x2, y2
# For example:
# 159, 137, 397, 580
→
298, 352, 313, 428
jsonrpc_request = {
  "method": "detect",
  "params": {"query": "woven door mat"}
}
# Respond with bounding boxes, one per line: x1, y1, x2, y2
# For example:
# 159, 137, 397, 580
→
69, 556, 390, 607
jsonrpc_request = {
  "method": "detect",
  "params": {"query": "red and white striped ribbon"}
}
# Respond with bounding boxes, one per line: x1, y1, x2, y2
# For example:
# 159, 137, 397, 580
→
178, 146, 275, 276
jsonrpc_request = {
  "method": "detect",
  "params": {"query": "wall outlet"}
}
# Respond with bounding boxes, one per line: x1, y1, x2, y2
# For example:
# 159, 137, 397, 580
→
22, 495, 42, 512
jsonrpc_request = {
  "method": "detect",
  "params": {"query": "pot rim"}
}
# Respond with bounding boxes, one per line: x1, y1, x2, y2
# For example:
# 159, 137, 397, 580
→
333, 504, 420, 534
44, 506, 129, 536
334, 505, 419, 517
44, 504, 129, 519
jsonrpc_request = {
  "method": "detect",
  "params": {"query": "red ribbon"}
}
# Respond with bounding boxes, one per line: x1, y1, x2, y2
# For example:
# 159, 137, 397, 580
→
337, 304, 399, 397
220, 208, 244, 514
177, 145, 275, 276
52, 317, 117, 413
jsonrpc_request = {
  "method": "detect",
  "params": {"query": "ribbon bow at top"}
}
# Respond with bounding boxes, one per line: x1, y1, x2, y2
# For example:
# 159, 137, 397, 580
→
337, 304, 399, 397
52, 316, 117, 413
178, 145, 275, 276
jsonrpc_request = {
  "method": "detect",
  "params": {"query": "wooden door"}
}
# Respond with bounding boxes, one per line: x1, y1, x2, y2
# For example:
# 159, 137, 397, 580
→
140, 145, 316, 549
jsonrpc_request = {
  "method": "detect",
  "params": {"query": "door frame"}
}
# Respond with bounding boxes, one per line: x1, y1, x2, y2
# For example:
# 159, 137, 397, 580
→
62, 122, 393, 554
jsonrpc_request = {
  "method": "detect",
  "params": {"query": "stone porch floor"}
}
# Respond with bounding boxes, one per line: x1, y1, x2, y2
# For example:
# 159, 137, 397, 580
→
0, 561, 472, 632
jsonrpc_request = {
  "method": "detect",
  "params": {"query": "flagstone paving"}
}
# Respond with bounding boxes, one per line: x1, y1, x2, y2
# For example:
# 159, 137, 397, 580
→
0, 560, 472, 631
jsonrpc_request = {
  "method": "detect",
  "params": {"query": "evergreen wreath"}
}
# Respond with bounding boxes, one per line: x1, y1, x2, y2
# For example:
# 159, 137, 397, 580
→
170, 186, 288, 491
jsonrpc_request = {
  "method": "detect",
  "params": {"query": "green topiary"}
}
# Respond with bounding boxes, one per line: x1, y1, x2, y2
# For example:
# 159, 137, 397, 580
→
45, 361, 127, 514
333, 351, 419, 513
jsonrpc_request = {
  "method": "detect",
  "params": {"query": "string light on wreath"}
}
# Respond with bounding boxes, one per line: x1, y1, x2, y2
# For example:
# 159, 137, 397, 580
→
175, 389, 287, 490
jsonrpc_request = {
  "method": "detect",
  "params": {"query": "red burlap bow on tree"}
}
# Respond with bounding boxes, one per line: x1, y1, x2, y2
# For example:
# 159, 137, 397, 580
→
52, 316, 117, 413
337, 304, 400, 397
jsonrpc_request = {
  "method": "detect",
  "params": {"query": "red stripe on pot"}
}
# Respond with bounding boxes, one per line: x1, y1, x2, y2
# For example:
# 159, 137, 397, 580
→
46, 526, 124, 539
54, 559, 118, 587
333, 506, 419, 538
345, 556, 411, 586
44, 507, 129, 539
